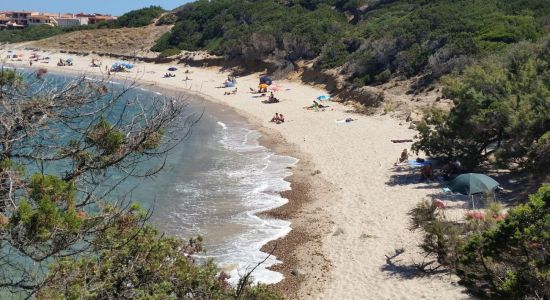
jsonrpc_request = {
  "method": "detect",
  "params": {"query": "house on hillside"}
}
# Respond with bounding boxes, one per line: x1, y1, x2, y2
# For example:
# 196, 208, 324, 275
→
6, 11, 37, 26
54, 15, 89, 27
0, 11, 115, 29
75, 13, 116, 25
27, 14, 57, 26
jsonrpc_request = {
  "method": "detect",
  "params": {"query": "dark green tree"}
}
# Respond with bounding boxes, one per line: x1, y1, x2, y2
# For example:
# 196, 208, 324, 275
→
413, 40, 550, 171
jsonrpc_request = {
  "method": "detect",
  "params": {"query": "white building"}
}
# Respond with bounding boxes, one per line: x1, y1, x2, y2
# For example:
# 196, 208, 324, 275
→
27, 15, 56, 26
54, 16, 88, 27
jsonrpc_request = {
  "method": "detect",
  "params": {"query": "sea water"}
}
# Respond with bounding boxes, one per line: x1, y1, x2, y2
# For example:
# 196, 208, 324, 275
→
142, 104, 297, 284
20, 71, 297, 284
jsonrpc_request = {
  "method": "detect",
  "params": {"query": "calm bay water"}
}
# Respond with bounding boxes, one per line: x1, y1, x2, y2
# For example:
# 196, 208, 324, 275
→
39, 73, 297, 284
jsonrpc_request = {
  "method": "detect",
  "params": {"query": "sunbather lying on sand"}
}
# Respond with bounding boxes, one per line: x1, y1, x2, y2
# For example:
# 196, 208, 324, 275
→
335, 118, 355, 123
304, 100, 329, 110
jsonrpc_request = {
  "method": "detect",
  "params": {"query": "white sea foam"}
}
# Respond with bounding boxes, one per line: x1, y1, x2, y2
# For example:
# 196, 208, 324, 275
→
209, 119, 297, 284
217, 121, 228, 130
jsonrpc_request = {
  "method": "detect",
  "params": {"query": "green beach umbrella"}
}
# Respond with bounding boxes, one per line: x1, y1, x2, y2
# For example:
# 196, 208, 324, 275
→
447, 173, 500, 196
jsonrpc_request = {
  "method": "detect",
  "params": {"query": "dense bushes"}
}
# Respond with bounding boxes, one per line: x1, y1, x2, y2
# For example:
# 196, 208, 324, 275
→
413, 39, 550, 171
152, 0, 546, 85
116, 5, 165, 27
158, 48, 181, 58
0, 25, 65, 43
409, 185, 550, 299
38, 205, 284, 299
156, 13, 178, 25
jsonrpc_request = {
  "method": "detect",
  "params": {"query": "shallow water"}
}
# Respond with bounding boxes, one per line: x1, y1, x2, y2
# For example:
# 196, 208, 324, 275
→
143, 104, 297, 284
7, 70, 297, 285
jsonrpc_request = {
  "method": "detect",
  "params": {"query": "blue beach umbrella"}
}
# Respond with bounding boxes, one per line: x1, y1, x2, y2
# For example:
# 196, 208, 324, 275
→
259, 75, 272, 85
168, 67, 178, 71
317, 95, 331, 101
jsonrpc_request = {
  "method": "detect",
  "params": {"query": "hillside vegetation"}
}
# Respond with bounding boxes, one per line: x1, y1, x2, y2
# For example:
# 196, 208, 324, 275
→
153, 0, 549, 87
151, 0, 550, 175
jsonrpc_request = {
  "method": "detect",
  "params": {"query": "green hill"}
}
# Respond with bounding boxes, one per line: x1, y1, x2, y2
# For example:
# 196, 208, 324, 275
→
153, 0, 549, 87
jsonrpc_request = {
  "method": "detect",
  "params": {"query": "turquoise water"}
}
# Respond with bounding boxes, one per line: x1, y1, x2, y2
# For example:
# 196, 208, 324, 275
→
28, 72, 297, 284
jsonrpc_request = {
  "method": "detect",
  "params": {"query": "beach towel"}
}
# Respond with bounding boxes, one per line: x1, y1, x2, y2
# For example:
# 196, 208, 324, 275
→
407, 159, 431, 167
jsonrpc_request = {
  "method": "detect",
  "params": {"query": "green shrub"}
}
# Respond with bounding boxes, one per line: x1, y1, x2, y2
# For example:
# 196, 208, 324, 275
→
116, 5, 165, 27
156, 13, 177, 25
153, 0, 547, 86
0, 25, 64, 43
158, 48, 181, 58
409, 185, 550, 299
374, 69, 391, 83
413, 39, 550, 171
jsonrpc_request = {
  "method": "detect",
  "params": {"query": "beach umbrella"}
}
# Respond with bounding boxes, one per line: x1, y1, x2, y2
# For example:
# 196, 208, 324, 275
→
168, 67, 178, 71
317, 95, 331, 101
447, 173, 500, 209
259, 75, 272, 85
447, 173, 499, 195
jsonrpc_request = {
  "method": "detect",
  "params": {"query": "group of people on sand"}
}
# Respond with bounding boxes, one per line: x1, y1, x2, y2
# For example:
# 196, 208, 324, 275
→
91, 58, 101, 67
395, 148, 463, 181
419, 159, 462, 181
270, 113, 285, 124
164, 73, 176, 78
57, 58, 73, 67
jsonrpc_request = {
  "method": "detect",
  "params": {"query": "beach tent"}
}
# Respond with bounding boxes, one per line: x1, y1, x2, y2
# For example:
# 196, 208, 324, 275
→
168, 67, 178, 71
447, 173, 500, 208
112, 62, 134, 70
114, 61, 134, 69
260, 75, 272, 85
317, 95, 331, 101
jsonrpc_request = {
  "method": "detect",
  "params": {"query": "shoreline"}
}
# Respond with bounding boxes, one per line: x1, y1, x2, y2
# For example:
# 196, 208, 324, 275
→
8, 62, 326, 295
3, 48, 469, 299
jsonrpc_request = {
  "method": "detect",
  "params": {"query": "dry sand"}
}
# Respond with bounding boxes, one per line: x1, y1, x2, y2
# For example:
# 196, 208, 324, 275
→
3, 48, 470, 299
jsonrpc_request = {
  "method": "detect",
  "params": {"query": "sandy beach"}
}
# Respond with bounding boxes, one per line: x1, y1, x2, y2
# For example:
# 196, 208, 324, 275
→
2, 48, 469, 299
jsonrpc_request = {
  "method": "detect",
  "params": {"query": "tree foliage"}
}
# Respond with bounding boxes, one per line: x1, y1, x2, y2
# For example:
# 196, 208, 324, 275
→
116, 5, 166, 28
37, 205, 283, 299
0, 70, 282, 299
152, 0, 546, 85
457, 185, 550, 298
0, 25, 65, 43
409, 185, 550, 299
413, 39, 550, 171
